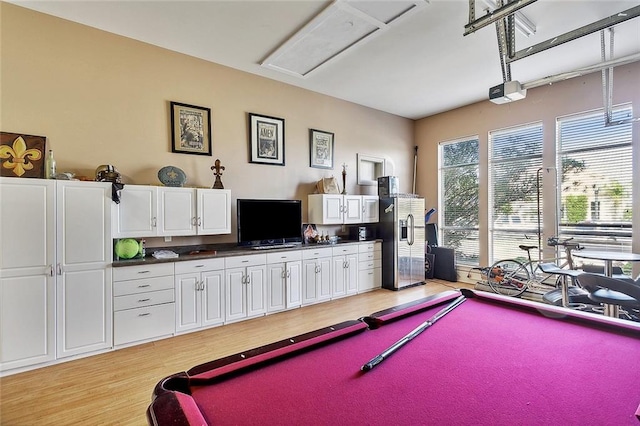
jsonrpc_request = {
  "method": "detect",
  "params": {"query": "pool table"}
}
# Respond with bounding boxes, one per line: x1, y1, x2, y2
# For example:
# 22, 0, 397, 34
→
147, 289, 640, 425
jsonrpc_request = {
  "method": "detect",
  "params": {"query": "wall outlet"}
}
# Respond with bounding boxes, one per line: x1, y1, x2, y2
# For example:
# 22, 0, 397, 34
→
164, 236, 172, 242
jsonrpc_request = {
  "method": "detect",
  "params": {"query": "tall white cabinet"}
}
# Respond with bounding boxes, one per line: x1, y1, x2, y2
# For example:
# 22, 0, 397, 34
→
0, 178, 112, 372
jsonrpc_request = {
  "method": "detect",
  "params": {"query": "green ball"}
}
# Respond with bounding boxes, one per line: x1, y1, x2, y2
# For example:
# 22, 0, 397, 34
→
115, 239, 140, 259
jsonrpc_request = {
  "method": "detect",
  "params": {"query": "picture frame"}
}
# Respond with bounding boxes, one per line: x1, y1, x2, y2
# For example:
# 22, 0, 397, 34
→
309, 129, 334, 169
0, 132, 46, 178
249, 113, 285, 166
170, 101, 212, 156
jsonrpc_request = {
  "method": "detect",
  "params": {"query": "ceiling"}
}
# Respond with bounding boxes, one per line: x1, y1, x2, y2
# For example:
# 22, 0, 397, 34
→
9, 0, 640, 120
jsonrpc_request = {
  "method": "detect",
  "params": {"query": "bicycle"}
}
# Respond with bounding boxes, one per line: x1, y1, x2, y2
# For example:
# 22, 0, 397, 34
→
485, 236, 583, 297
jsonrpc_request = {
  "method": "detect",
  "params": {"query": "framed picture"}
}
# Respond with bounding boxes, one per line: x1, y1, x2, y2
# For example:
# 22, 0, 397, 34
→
249, 113, 285, 166
170, 101, 212, 156
309, 129, 334, 169
0, 132, 46, 178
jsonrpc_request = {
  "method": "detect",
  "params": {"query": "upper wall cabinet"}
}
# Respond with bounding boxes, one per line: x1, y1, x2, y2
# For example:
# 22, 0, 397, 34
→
308, 194, 378, 225
113, 185, 231, 238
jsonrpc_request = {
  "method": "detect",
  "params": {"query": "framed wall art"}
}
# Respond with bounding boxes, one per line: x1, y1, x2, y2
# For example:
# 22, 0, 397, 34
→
0, 132, 46, 178
249, 113, 285, 166
170, 101, 212, 156
309, 128, 334, 169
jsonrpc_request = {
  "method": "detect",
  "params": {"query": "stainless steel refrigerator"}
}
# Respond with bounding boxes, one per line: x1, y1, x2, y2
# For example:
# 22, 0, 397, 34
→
379, 196, 426, 290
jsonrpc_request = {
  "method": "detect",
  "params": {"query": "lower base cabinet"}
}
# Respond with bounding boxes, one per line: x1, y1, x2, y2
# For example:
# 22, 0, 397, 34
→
358, 242, 382, 292
112, 263, 175, 346
225, 254, 267, 322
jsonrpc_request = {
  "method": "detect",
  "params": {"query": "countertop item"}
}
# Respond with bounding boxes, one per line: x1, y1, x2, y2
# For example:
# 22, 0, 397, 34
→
158, 166, 187, 187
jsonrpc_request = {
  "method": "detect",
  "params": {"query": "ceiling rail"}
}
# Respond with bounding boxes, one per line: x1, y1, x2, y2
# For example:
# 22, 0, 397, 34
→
464, 0, 537, 36
507, 5, 640, 63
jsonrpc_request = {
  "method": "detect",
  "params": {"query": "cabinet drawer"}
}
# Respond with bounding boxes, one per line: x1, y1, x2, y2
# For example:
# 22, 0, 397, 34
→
225, 254, 266, 269
114, 289, 175, 311
332, 245, 359, 256
175, 257, 224, 274
359, 258, 382, 270
113, 263, 174, 281
358, 242, 381, 254
302, 247, 333, 259
358, 250, 382, 262
114, 303, 175, 346
113, 275, 174, 296
266, 250, 302, 263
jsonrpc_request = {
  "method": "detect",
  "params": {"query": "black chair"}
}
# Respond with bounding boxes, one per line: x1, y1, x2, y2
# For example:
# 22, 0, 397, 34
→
577, 273, 640, 319
538, 263, 589, 308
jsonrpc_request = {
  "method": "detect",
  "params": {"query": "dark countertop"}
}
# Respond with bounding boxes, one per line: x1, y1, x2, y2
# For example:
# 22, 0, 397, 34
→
112, 239, 381, 267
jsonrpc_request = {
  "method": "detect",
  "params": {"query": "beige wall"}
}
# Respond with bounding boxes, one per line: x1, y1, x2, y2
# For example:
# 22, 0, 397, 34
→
415, 61, 640, 266
0, 3, 414, 244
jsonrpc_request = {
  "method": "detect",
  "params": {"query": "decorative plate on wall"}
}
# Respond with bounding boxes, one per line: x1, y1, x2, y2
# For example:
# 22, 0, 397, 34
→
158, 166, 187, 187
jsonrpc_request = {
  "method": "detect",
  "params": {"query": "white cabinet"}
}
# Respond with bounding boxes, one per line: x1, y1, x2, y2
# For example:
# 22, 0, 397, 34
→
197, 189, 231, 235
332, 245, 359, 299
266, 251, 302, 313
113, 185, 230, 238
307, 194, 364, 225
225, 254, 266, 322
302, 247, 333, 305
358, 242, 382, 292
175, 258, 225, 333
113, 263, 175, 346
362, 195, 379, 223
55, 181, 113, 358
0, 178, 113, 370
0, 178, 56, 371
112, 184, 157, 237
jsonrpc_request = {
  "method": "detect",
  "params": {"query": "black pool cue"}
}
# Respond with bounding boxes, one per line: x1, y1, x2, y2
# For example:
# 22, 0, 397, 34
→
361, 295, 466, 372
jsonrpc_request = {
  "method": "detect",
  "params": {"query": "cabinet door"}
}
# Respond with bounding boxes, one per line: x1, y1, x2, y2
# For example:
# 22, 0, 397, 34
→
286, 261, 302, 309
332, 256, 347, 298
113, 185, 157, 237
175, 273, 200, 333
317, 257, 333, 301
362, 196, 379, 223
0, 179, 55, 370
302, 260, 319, 305
246, 265, 266, 317
322, 195, 344, 224
197, 189, 231, 235
345, 253, 359, 295
159, 187, 196, 236
225, 268, 247, 322
201, 269, 225, 327
343, 195, 363, 224
56, 181, 112, 358
57, 268, 111, 357
267, 263, 286, 313
0, 274, 55, 370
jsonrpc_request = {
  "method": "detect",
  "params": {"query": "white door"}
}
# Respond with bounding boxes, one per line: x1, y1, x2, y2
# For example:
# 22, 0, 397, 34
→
345, 253, 359, 294
317, 257, 333, 301
246, 265, 266, 317
113, 185, 157, 237
175, 273, 200, 333
0, 179, 54, 370
362, 196, 379, 223
159, 187, 196, 236
201, 269, 225, 327
302, 260, 319, 305
343, 196, 363, 224
56, 181, 112, 358
225, 268, 247, 322
332, 256, 347, 298
286, 261, 302, 309
197, 189, 231, 235
267, 263, 286, 313
322, 195, 344, 224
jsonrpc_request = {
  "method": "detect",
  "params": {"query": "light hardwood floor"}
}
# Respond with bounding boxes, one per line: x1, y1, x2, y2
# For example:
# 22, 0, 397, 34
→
0, 280, 470, 425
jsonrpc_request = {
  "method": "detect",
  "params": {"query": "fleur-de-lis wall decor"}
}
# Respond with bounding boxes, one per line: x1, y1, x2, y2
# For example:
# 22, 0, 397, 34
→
0, 133, 46, 178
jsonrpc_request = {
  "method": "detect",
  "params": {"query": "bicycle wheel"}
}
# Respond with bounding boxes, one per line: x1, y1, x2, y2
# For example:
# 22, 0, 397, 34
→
486, 259, 531, 297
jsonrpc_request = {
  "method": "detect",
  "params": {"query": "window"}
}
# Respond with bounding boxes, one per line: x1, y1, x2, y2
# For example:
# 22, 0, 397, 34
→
438, 137, 479, 265
489, 122, 543, 262
557, 105, 633, 257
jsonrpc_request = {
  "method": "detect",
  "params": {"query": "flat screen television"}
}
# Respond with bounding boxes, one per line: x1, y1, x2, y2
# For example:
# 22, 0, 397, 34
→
237, 199, 303, 247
